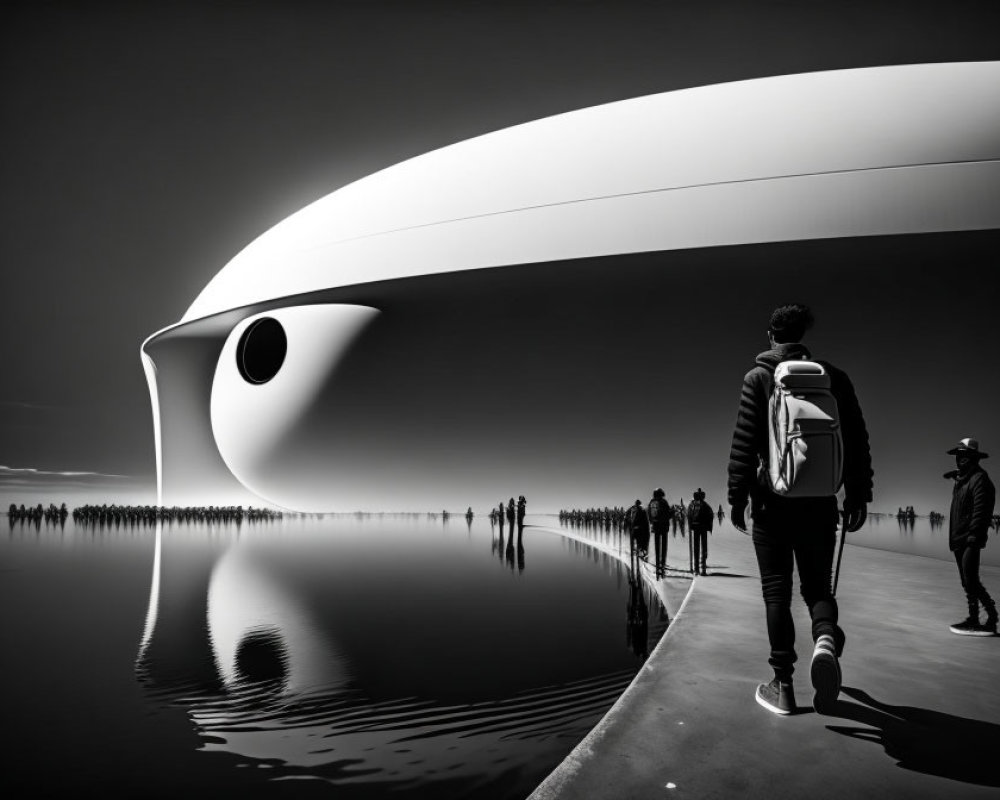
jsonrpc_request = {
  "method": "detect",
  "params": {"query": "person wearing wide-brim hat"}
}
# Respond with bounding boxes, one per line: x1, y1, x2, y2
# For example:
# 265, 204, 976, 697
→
945, 437, 997, 636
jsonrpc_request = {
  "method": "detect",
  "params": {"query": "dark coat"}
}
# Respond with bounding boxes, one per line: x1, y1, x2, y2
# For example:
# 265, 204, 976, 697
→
727, 343, 874, 510
949, 464, 996, 550
687, 499, 714, 532
647, 497, 671, 532
629, 505, 650, 534
629, 505, 650, 551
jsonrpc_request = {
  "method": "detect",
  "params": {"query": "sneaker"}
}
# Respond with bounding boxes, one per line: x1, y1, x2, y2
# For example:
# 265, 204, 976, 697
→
810, 634, 841, 712
950, 616, 992, 636
755, 678, 796, 715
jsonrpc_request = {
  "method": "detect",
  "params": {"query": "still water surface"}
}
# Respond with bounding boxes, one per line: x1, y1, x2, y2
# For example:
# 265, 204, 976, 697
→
1, 514, 665, 799
851, 513, 1000, 567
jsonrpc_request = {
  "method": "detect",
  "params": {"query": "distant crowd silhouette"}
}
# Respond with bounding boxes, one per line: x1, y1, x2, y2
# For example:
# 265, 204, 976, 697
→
6, 502, 282, 528
559, 488, 718, 577
7, 502, 68, 525
489, 495, 527, 531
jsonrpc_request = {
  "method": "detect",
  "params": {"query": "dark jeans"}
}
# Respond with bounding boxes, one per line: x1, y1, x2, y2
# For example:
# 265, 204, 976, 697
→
653, 526, 668, 574
751, 496, 842, 683
692, 529, 708, 573
954, 544, 995, 614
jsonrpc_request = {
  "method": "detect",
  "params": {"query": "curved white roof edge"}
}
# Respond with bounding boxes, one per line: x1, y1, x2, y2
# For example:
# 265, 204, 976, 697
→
182, 61, 1000, 323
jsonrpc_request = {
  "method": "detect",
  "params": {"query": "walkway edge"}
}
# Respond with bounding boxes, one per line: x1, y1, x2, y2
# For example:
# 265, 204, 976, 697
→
527, 524, 700, 800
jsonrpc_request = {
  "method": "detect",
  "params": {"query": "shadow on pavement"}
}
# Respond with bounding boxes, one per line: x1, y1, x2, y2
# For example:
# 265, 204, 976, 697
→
825, 686, 1000, 787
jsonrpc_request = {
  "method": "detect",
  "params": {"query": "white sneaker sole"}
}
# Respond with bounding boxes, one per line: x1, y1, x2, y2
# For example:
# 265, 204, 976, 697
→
810, 650, 841, 712
754, 685, 793, 715
949, 625, 996, 636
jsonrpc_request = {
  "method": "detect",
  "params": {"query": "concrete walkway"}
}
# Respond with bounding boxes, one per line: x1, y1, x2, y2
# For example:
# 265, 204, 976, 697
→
529, 523, 1000, 799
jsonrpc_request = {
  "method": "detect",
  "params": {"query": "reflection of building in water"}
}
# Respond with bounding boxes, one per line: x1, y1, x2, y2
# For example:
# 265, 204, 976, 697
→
136, 525, 349, 705
134, 524, 639, 792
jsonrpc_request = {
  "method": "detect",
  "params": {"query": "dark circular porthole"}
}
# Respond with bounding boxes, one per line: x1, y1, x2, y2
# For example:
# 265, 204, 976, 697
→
236, 317, 287, 384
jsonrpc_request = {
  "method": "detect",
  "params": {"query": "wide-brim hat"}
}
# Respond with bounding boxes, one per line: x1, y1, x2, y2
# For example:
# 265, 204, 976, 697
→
947, 437, 989, 458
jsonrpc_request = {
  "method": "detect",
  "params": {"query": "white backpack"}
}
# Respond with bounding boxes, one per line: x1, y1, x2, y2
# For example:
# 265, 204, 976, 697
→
767, 360, 844, 497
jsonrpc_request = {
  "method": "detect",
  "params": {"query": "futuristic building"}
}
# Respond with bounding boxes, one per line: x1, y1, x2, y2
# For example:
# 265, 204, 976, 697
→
141, 62, 1000, 511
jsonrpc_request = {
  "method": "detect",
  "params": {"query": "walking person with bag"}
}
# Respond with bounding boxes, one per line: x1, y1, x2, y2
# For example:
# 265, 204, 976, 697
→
687, 488, 714, 576
627, 499, 651, 569
648, 488, 671, 577
727, 304, 873, 716
944, 437, 997, 636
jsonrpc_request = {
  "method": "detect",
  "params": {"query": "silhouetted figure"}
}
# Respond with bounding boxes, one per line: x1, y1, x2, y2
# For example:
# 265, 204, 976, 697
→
506, 497, 516, 530
728, 303, 872, 716
497, 501, 505, 533
687, 488, 714, 576
717, 504, 725, 524
627, 499, 650, 569
466, 506, 474, 521
517, 495, 526, 530
648, 488, 671, 577
945, 438, 997, 636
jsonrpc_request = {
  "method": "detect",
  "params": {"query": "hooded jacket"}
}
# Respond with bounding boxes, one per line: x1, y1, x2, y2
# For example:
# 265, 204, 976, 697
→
727, 343, 874, 510
948, 464, 995, 550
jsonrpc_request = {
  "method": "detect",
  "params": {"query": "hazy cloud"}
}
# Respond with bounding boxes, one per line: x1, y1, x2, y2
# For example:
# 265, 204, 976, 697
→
0, 465, 130, 479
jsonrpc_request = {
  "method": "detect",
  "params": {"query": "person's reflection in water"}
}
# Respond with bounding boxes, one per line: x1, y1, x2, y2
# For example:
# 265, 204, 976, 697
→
517, 529, 525, 574
626, 570, 649, 660
496, 526, 505, 564
505, 530, 516, 572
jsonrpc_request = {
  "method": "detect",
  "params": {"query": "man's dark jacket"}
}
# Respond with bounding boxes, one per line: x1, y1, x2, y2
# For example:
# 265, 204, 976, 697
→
648, 497, 671, 532
727, 343, 874, 510
687, 499, 714, 533
629, 504, 650, 535
949, 464, 996, 550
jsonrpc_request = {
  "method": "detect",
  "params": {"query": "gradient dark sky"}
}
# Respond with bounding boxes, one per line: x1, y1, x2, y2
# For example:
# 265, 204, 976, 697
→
2, 1, 999, 511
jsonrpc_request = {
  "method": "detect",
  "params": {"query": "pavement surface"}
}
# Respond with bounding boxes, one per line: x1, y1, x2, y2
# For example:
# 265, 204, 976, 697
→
529, 522, 1000, 800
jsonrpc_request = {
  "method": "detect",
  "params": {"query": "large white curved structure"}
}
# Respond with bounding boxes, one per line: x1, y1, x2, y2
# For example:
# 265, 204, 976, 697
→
142, 62, 1000, 510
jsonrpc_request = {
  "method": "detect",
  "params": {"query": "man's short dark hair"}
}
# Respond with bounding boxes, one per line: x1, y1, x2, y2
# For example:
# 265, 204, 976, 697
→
768, 304, 814, 343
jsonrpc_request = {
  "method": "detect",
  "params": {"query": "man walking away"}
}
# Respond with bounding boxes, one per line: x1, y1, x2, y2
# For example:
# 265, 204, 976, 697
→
687, 489, 714, 576
945, 438, 997, 636
649, 488, 671, 576
728, 304, 873, 716
628, 499, 650, 568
